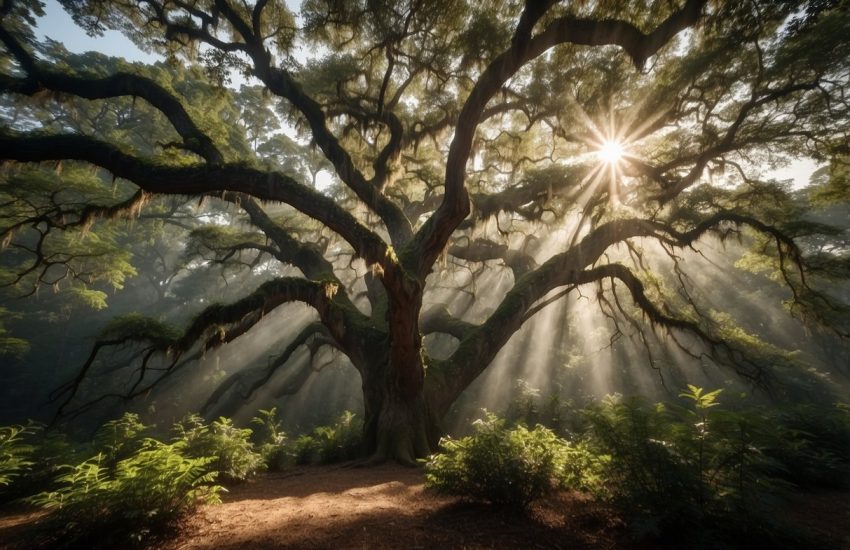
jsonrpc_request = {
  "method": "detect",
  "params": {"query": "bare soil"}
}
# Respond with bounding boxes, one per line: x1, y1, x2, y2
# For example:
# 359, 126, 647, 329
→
0, 464, 627, 549
2, 465, 849, 549
164, 464, 628, 549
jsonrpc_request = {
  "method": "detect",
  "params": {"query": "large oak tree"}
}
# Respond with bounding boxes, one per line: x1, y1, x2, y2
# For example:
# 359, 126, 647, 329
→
1, 0, 849, 462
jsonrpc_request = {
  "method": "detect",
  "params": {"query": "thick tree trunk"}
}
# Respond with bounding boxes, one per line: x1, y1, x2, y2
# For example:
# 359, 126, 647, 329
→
360, 357, 440, 465
359, 281, 440, 465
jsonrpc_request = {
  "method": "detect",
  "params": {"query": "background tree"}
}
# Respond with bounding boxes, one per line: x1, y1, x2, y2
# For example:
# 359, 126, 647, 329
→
1, 0, 849, 463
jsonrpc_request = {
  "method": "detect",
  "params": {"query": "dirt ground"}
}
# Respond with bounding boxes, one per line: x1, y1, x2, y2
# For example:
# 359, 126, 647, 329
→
2, 465, 849, 549
0, 464, 626, 549
163, 464, 627, 549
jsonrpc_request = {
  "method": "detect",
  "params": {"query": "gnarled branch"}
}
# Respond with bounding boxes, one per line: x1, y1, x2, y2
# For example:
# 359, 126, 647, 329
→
0, 24, 223, 164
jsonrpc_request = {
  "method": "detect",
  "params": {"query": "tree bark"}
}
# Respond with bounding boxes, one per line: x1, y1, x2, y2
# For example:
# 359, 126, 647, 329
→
360, 356, 437, 465
360, 285, 438, 465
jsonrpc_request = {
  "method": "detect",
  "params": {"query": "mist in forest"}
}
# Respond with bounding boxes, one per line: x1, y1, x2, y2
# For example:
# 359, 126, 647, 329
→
3, 200, 848, 439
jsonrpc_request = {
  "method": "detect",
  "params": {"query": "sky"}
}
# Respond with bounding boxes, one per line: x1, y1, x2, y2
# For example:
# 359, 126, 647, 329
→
36, 0, 160, 64
33, 0, 819, 188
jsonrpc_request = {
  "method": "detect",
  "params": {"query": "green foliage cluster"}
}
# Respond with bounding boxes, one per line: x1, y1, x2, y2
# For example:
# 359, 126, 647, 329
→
291, 410, 363, 465
0, 422, 37, 488
0, 308, 29, 358
0, 422, 75, 503
430, 386, 850, 546
766, 402, 850, 488
425, 412, 599, 509
98, 313, 181, 344
172, 414, 264, 482
503, 378, 573, 432
0, 413, 224, 547
0, 411, 285, 547
241, 408, 365, 468
582, 390, 747, 540
93, 412, 150, 466
27, 440, 221, 547
579, 392, 831, 546
583, 392, 850, 548
1, 408, 365, 515
580, 387, 850, 543
250, 407, 289, 471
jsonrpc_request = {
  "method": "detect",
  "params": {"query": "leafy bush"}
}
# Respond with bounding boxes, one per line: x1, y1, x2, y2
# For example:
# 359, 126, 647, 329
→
251, 407, 289, 471
425, 412, 582, 509
0, 424, 76, 503
559, 439, 608, 494
173, 414, 264, 482
292, 434, 320, 464
0, 422, 38, 489
92, 412, 151, 467
27, 439, 221, 547
582, 394, 699, 524
292, 411, 363, 465
581, 388, 826, 546
765, 402, 850, 488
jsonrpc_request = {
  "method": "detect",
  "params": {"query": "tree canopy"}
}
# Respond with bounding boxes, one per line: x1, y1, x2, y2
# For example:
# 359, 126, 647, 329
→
1, 0, 849, 463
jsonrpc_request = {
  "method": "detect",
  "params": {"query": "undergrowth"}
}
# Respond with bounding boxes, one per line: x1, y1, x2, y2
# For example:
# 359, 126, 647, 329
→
173, 414, 264, 482
291, 410, 363, 464
428, 385, 850, 548
2, 389, 846, 549
27, 439, 221, 548
425, 412, 600, 509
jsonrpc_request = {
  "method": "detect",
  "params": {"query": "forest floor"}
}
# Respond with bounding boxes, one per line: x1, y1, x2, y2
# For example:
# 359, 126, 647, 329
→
1, 464, 849, 549
163, 464, 628, 549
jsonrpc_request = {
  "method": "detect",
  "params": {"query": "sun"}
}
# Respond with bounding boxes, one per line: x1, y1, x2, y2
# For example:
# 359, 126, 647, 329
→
597, 139, 625, 164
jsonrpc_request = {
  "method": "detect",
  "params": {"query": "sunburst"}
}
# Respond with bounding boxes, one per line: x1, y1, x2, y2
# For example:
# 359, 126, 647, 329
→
556, 92, 668, 212
597, 139, 625, 165
581, 121, 641, 208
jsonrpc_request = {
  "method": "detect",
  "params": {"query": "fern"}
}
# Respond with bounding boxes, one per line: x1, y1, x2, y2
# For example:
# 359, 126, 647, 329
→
173, 414, 263, 481
28, 439, 221, 546
292, 411, 363, 465
251, 407, 288, 471
0, 422, 38, 488
92, 412, 150, 467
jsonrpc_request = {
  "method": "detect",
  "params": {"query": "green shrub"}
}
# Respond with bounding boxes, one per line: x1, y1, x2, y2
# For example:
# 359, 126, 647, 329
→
28, 438, 221, 547
251, 407, 289, 471
425, 412, 578, 509
292, 411, 363, 465
583, 395, 699, 525
581, 388, 819, 546
292, 433, 320, 464
1, 425, 76, 503
559, 439, 608, 494
765, 403, 850, 488
173, 414, 264, 482
0, 422, 38, 489
92, 412, 151, 468
494, 384, 850, 545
